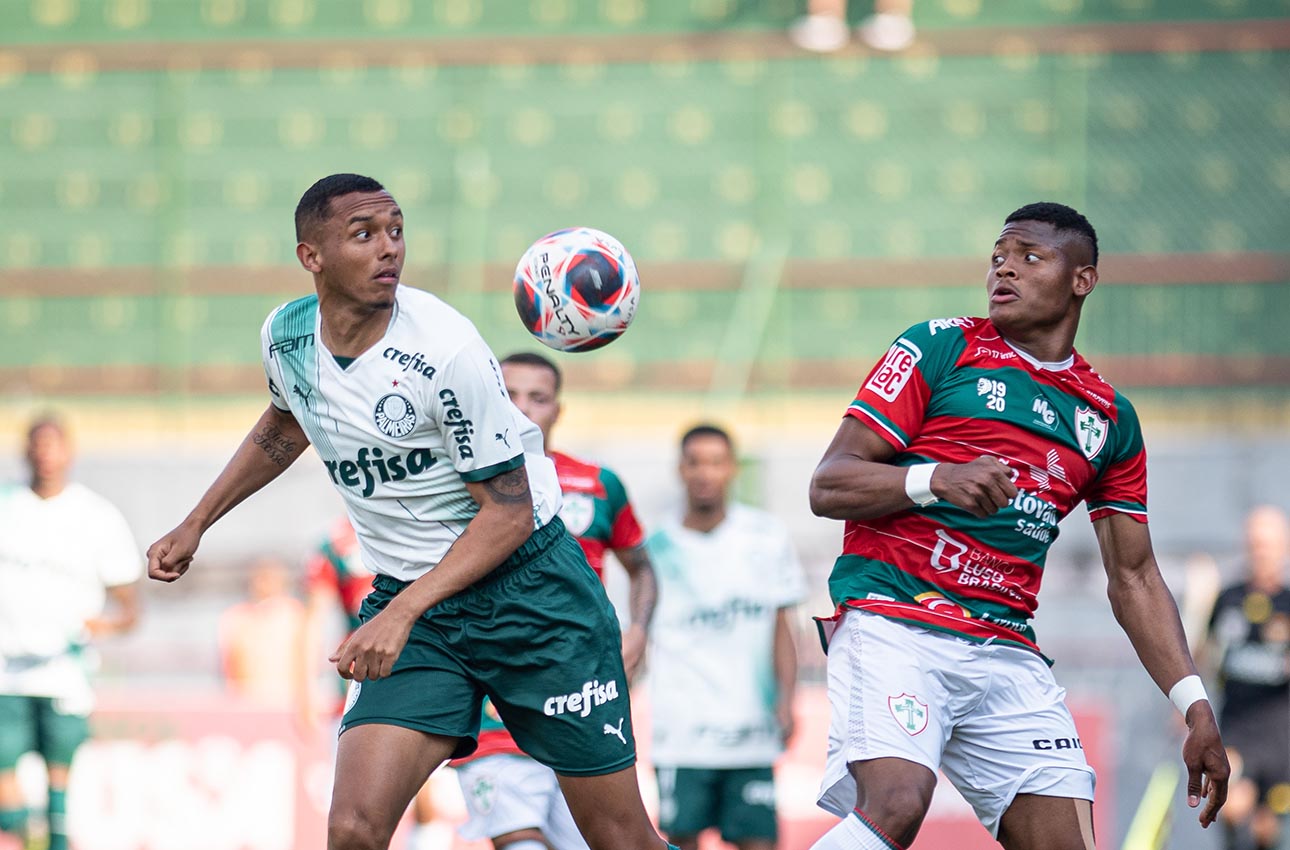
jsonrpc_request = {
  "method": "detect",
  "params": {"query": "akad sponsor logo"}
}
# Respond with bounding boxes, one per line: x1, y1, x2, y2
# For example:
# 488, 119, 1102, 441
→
324, 446, 437, 498
543, 679, 620, 718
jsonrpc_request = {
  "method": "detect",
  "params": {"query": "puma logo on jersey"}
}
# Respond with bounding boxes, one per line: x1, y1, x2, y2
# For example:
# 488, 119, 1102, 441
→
324, 446, 437, 497
543, 679, 620, 718
292, 383, 314, 409
604, 718, 627, 745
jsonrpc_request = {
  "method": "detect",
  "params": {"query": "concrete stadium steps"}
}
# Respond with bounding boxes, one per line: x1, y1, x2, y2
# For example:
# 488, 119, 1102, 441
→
1, 51, 1287, 268
3, 0, 1287, 45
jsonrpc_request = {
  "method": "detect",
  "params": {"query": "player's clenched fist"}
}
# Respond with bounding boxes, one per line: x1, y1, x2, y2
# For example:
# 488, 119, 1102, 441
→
146, 520, 202, 582
331, 607, 415, 682
932, 456, 1017, 518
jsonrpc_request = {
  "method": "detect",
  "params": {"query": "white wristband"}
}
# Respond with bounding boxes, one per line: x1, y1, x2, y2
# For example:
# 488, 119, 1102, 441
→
1168, 675, 1208, 716
905, 463, 940, 507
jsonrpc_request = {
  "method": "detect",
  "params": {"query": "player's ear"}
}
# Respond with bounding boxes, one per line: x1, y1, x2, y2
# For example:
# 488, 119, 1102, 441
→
1073, 264, 1097, 298
297, 240, 322, 273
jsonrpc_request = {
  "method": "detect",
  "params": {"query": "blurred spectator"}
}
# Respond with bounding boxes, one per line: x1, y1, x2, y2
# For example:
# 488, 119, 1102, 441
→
296, 518, 451, 850
218, 555, 305, 706
1206, 505, 1290, 850
790, 0, 915, 52
0, 415, 142, 850
647, 425, 804, 850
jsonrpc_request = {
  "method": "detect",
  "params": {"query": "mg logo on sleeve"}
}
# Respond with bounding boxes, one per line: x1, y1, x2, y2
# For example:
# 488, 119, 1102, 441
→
1074, 407, 1108, 460
888, 693, 929, 736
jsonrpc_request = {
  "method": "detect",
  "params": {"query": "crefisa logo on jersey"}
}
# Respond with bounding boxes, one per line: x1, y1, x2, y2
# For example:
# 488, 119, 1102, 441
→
374, 393, 417, 438
438, 388, 475, 458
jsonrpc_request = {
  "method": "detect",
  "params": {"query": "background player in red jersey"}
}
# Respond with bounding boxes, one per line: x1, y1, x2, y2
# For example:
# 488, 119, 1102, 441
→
806, 203, 1228, 850
500, 351, 657, 674
444, 351, 657, 850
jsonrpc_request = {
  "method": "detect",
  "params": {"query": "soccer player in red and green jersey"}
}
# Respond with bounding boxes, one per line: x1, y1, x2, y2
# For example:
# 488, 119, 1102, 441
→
500, 351, 657, 679
807, 203, 1229, 850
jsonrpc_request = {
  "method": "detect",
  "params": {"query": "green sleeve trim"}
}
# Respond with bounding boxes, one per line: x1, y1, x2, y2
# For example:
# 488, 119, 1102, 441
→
459, 454, 525, 483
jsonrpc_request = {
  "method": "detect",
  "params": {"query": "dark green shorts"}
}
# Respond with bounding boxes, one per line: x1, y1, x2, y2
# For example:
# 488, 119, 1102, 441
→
340, 517, 635, 777
656, 765, 779, 842
0, 695, 90, 769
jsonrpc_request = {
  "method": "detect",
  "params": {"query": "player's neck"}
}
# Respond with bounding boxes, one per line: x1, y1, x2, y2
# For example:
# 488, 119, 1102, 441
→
318, 298, 393, 358
683, 503, 727, 533
29, 476, 66, 499
998, 327, 1077, 366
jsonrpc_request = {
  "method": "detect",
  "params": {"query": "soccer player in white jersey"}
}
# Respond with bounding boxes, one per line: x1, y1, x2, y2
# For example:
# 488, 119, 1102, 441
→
0, 416, 142, 850
145, 174, 681, 850
647, 424, 805, 850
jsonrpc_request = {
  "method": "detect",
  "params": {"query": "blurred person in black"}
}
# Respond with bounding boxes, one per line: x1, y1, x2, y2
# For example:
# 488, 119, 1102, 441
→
1207, 505, 1290, 850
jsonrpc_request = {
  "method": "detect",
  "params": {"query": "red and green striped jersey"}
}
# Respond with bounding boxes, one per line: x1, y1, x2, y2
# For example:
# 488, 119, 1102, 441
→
552, 450, 646, 578
828, 317, 1147, 655
306, 517, 374, 634
450, 450, 645, 766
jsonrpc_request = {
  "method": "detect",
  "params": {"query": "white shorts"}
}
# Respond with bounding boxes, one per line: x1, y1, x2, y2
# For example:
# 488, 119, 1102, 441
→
817, 611, 1095, 837
455, 754, 589, 850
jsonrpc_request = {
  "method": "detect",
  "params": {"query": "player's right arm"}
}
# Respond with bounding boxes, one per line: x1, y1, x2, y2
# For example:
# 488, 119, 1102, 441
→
147, 404, 310, 582
809, 416, 1016, 521
809, 322, 1017, 521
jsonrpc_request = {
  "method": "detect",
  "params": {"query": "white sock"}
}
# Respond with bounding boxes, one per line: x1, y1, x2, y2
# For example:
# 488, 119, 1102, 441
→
407, 822, 455, 850
810, 811, 903, 850
497, 841, 545, 850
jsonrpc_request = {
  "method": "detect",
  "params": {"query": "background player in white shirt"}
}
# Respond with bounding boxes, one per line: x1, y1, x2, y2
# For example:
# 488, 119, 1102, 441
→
145, 174, 680, 850
648, 424, 805, 850
0, 416, 142, 850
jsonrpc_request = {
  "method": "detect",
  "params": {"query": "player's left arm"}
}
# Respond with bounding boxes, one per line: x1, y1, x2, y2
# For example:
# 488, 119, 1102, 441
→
85, 583, 141, 638
773, 606, 798, 745
1095, 511, 1229, 826
612, 544, 657, 682
331, 465, 535, 682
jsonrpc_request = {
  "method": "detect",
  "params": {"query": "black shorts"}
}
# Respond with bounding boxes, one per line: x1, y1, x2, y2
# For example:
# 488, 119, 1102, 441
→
1223, 707, 1290, 801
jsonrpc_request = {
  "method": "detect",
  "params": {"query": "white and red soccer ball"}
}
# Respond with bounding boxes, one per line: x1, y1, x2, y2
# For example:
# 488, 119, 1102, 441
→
513, 227, 640, 353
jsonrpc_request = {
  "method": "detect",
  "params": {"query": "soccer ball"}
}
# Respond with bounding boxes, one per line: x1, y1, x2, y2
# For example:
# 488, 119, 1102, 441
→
513, 227, 640, 353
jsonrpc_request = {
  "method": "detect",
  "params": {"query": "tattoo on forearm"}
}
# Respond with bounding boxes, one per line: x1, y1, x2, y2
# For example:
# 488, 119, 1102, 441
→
483, 468, 531, 504
252, 423, 297, 468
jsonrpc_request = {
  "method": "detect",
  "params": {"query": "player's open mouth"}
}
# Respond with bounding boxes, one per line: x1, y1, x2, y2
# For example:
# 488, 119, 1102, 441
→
990, 285, 1019, 303
374, 268, 400, 283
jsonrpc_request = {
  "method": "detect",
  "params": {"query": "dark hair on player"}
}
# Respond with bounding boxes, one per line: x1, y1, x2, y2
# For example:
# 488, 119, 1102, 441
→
295, 173, 386, 241
1004, 202, 1099, 266
500, 351, 562, 393
26, 412, 68, 443
680, 423, 735, 454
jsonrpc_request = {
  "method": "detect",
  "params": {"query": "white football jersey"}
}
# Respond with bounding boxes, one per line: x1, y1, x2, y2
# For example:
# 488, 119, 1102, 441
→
0, 482, 143, 701
261, 285, 561, 582
647, 503, 806, 768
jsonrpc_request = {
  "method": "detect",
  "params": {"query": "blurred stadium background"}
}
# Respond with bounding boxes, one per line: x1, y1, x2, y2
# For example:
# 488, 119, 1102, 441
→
1, 0, 1288, 848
